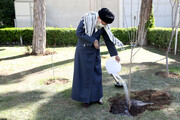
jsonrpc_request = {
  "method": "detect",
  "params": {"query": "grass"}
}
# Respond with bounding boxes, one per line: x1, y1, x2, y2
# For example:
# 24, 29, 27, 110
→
169, 66, 180, 75
0, 45, 180, 120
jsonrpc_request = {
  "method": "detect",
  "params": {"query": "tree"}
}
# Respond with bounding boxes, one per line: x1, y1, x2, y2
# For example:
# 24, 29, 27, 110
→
0, 0, 15, 28
166, 0, 180, 75
138, 0, 153, 45
127, 0, 153, 109
32, 0, 46, 55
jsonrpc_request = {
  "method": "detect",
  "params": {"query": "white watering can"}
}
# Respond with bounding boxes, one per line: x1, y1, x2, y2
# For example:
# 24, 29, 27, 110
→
105, 57, 124, 87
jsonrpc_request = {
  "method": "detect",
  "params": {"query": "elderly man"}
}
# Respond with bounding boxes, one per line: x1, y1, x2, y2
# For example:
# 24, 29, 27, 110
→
71, 8, 123, 108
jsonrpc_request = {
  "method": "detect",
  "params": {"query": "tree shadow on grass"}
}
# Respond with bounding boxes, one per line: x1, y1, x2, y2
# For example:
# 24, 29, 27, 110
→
0, 45, 129, 85
0, 49, 5, 51
143, 46, 180, 62
34, 88, 79, 120
0, 90, 45, 112
35, 88, 108, 120
0, 54, 29, 61
0, 58, 74, 85
34, 61, 180, 120
103, 61, 180, 90
102, 62, 180, 119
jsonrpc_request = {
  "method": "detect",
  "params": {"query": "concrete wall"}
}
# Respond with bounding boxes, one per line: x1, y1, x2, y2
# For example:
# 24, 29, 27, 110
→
14, 0, 172, 28
124, 0, 172, 28
14, 0, 33, 27
46, 0, 121, 28
153, 0, 171, 27
46, 0, 90, 28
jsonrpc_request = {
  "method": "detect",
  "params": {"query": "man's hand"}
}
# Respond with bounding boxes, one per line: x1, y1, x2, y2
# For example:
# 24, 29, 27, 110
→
94, 40, 99, 49
115, 55, 120, 63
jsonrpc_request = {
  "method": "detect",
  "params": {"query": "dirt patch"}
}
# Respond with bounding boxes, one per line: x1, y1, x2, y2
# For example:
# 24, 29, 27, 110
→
43, 78, 68, 85
155, 71, 180, 78
101, 56, 108, 59
26, 50, 57, 56
109, 90, 172, 116
43, 50, 57, 56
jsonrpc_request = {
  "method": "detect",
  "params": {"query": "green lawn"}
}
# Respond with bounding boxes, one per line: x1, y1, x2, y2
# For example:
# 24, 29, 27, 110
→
169, 66, 180, 75
0, 46, 180, 120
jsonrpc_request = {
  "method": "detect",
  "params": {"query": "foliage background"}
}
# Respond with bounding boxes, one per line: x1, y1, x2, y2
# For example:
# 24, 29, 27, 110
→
0, 27, 179, 54
0, 0, 15, 28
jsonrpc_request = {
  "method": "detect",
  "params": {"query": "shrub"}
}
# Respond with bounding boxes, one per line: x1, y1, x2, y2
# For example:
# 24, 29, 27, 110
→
0, 28, 78, 46
0, 27, 179, 54
111, 28, 131, 45
146, 7, 155, 29
146, 27, 180, 53
0, 0, 15, 28
0, 27, 130, 46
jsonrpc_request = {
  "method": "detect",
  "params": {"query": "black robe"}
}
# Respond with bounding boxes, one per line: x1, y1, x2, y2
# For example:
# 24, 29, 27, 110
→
71, 19, 118, 104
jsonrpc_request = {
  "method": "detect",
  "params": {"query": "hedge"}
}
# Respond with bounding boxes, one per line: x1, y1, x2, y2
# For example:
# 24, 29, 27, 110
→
0, 27, 131, 46
146, 27, 180, 53
0, 28, 77, 46
0, 27, 179, 53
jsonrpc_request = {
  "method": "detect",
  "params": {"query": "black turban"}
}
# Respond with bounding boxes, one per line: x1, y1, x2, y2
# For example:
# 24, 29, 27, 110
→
98, 8, 115, 24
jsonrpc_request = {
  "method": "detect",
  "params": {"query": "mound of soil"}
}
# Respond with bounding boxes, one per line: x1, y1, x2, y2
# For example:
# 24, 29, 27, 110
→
155, 71, 180, 78
44, 50, 57, 56
44, 78, 68, 85
109, 90, 172, 116
26, 50, 57, 56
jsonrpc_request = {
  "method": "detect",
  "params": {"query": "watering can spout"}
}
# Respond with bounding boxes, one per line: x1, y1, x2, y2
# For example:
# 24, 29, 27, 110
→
105, 58, 123, 87
111, 74, 123, 87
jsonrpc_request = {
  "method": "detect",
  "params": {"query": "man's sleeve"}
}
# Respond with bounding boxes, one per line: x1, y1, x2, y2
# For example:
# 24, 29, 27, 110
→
76, 19, 96, 45
102, 29, 118, 57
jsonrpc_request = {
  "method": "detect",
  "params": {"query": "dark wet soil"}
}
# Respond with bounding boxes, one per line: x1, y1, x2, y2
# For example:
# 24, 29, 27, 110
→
109, 90, 172, 116
44, 78, 68, 85
155, 71, 180, 78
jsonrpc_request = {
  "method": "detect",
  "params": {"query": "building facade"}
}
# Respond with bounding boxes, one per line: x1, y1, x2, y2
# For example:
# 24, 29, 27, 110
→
14, 0, 172, 28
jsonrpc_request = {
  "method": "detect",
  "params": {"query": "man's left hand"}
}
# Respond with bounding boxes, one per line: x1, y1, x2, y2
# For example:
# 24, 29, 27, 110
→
115, 55, 120, 63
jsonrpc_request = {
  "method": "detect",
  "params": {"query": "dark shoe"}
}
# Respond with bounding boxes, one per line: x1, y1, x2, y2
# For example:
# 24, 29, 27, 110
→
82, 103, 90, 108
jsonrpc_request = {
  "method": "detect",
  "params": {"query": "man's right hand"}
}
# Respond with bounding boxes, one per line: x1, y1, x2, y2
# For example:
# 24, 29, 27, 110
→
94, 40, 99, 49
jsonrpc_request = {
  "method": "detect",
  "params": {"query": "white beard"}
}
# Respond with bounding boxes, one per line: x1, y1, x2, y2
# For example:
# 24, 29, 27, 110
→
96, 20, 105, 29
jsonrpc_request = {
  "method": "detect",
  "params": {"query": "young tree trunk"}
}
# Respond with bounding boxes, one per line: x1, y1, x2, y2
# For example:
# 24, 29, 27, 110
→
32, 0, 46, 55
138, 0, 153, 46
166, 0, 180, 75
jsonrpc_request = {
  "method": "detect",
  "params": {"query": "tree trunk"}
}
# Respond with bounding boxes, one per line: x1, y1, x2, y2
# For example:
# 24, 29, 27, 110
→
32, 0, 46, 55
166, 0, 180, 75
138, 0, 153, 46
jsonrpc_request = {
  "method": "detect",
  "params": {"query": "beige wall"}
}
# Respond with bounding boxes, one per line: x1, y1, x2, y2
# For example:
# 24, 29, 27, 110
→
15, 0, 172, 28
101, 0, 119, 27
46, 0, 121, 28
14, 0, 33, 27
47, 0, 90, 28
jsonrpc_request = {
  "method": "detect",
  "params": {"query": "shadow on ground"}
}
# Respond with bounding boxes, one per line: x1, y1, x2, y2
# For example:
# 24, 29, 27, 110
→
0, 58, 74, 85
34, 61, 180, 119
0, 49, 5, 51
143, 46, 180, 62
0, 54, 29, 61
0, 45, 129, 85
35, 88, 79, 120
0, 91, 45, 112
